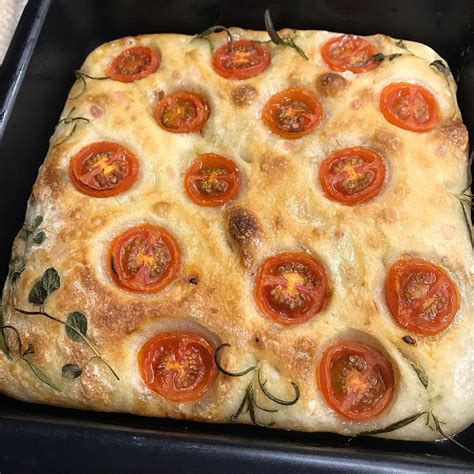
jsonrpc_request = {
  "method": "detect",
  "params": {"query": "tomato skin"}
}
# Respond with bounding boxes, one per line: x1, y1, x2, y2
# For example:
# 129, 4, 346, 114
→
317, 341, 395, 421
319, 147, 387, 205
254, 252, 330, 325
385, 259, 459, 336
107, 46, 161, 82
262, 88, 324, 139
321, 35, 380, 73
184, 154, 241, 207
69, 141, 139, 198
380, 82, 440, 132
109, 224, 181, 293
212, 40, 271, 80
139, 332, 217, 402
154, 92, 209, 133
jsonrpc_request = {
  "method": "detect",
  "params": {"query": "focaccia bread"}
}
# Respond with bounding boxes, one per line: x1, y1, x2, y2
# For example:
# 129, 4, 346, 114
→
1, 26, 473, 442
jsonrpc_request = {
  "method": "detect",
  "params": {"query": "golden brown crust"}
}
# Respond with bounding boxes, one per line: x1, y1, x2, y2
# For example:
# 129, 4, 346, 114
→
0, 29, 472, 441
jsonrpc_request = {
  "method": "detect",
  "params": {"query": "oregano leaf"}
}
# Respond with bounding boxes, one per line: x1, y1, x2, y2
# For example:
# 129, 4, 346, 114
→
62, 363, 83, 379
65, 312, 88, 342
42, 268, 60, 295
28, 281, 48, 306
23, 359, 62, 392
9, 256, 25, 282
33, 231, 46, 245
430, 59, 450, 77
18, 227, 30, 240
33, 215, 43, 229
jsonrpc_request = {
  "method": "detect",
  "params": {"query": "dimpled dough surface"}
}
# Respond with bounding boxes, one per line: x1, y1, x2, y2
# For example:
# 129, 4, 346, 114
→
1, 28, 473, 441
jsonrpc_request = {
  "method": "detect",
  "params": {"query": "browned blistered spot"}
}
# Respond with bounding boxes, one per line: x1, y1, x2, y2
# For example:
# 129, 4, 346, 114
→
87, 93, 110, 109
372, 129, 402, 154
316, 72, 347, 97
274, 215, 284, 230
226, 206, 264, 268
260, 153, 289, 175
358, 87, 374, 103
333, 228, 344, 239
376, 208, 397, 224
152, 201, 172, 216
438, 120, 468, 149
232, 85, 258, 106
79, 364, 113, 406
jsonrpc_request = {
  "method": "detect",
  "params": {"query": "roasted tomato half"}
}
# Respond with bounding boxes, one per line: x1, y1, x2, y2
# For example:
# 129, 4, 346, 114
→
154, 92, 209, 133
317, 341, 395, 420
262, 88, 323, 139
139, 332, 217, 402
380, 82, 439, 132
107, 46, 161, 82
254, 252, 330, 325
321, 35, 380, 73
319, 146, 387, 205
109, 224, 180, 293
212, 39, 271, 80
385, 258, 459, 335
69, 141, 139, 198
185, 153, 241, 206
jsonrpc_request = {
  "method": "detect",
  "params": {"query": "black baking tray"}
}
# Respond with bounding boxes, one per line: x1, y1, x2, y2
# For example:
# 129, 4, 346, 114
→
0, 0, 473, 472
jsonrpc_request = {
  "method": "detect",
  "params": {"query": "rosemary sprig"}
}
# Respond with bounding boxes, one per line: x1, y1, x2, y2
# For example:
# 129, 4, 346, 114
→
0, 324, 61, 392
53, 107, 90, 148
69, 70, 110, 100
214, 343, 300, 426
430, 59, 451, 86
411, 363, 429, 389
264, 9, 308, 60
451, 160, 473, 247
191, 25, 233, 53
352, 409, 474, 455
15, 267, 119, 381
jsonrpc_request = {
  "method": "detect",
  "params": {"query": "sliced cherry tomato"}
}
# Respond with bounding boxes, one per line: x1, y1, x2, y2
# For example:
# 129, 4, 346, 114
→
107, 46, 161, 82
212, 39, 271, 80
185, 153, 241, 207
69, 141, 139, 198
321, 35, 380, 73
317, 341, 395, 420
139, 332, 217, 402
109, 224, 180, 293
385, 259, 459, 336
319, 146, 386, 205
262, 88, 323, 139
254, 252, 330, 325
380, 82, 439, 132
154, 92, 209, 133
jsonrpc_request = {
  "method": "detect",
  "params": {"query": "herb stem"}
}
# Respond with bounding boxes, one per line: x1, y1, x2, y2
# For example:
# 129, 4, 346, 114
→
15, 308, 119, 381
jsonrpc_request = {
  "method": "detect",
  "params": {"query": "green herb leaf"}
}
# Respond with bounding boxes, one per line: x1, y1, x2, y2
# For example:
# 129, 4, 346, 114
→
264, 9, 284, 45
33, 215, 43, 229
0, 309, 12, 360
32, 231, 46, 245
18, 227, 30, 240
395, 39, 407, 50
62, 363, 83, 379
371, 52, 385, 62
22, 343, 35, 357
42, 268, 60, 295
411, 363, 429, 389
359, 411, 427, 436
65, 312, 88, 342
264, 9, 308, 60
9, 255, 25, 282
23, 359, 62, 392
28, 281, 48, 306
430, 59, 450, 77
